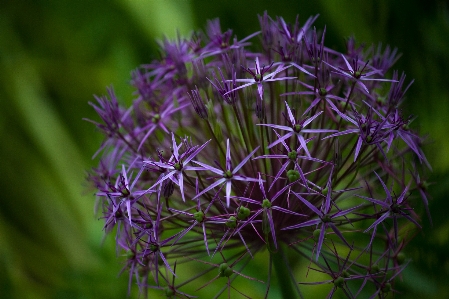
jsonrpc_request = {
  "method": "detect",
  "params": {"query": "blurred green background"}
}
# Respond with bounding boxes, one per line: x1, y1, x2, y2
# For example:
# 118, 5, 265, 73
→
1, 0, 448, 298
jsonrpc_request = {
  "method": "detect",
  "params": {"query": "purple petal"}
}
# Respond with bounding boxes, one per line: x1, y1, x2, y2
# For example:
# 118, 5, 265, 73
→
303, 111, 323, 127
322, 129, 359, 140
233, 146, 260, 173
267, 131, 294, 149
285, 101, 296, 124
258, 173, 267, 199
364, 211, 390, 233
202, 222, 210, 256
257, 83, 264, 100
374, 171, 392, 201
267, 210, 277, 249
329, 223, 351, 248
226, 139, 231, 170
298, 135, 311, 157
341, 54, 353, 72
225, 180, 232, 207
355, 195, 390, 208
192, 160, 223, 175
354, 137, 363, 162
290, 62, 315, 77
192, 178, 226, 201
237, 196, 260, 205
332, 204, 365, 218
264, 64, 292, 80
282, 218, 321, 230
272, 206, 305, 216
183, 139, 211, 164
315, 226, 326, 260
291, 191, 323, 216
171, 133, 179, 160
257, 123, 293, 131
179, 173, 185, 202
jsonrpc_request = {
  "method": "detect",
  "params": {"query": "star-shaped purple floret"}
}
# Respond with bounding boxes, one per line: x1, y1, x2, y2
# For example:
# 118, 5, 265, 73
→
192, 139, 260, 207
258, 101, 337, 157
145, 133, 210, 202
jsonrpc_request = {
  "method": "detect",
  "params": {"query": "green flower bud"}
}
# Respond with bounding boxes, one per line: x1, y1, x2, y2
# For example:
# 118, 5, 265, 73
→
237, 206, 250, 220
224, 170, 233, 179
396, 252, 406, 265
152, 114, 161, 123
164, 287, 175, 297
223, 267, 233, 277
381, 282, 391, 293
287, 169, 300, 182
262, 199, 272, 209
321, 187, 328, 196
226, 216, 237, 229
287, 151, 297, 161
322, 214, 331, 223
365, 135, 373, 143
193, 211, 205, 223
318, 87, 327, 97
218, 263, 227, 273
370, 264, 380, 274
334, 276, 345, 288
218, 263, 233, 277
126, 251, 135, 260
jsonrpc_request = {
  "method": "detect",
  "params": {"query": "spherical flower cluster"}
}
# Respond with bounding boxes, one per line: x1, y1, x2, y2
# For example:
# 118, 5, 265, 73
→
87, 12, 431, 298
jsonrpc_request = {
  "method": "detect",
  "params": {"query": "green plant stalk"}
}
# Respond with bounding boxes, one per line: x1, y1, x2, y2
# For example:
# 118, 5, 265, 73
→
271, 245, 296, 299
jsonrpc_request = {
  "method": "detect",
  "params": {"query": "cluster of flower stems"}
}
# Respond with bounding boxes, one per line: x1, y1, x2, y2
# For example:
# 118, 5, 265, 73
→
87, 12, 432, 299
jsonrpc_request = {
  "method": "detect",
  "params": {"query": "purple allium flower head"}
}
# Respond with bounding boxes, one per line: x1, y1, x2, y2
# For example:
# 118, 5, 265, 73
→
87, 12, 432, 298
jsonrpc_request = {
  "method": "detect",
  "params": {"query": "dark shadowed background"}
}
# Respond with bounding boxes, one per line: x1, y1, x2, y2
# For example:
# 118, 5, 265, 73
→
1, 0, 448, 298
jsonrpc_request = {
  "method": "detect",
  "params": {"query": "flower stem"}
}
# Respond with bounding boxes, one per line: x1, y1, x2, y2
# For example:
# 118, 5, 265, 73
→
272, 245, 297, 299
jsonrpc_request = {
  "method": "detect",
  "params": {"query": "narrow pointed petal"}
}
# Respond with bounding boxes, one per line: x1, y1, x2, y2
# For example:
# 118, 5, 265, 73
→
233, 146, 260, 173
282, 218, 321, 230
192, 160, 223, 175
303, 111, 323, 127
184, 139, 211, 164
354, 137, 363, 162
291, 191, 322, 216
226, 139, 231, 170
315, 226, 326, 261
225, 180, 232, 207
192, 178, 226, 201
364, 212, 390, 232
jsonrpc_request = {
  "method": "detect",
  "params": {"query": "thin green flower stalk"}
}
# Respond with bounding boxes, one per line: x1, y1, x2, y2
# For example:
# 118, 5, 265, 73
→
86, 12, 432, 298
